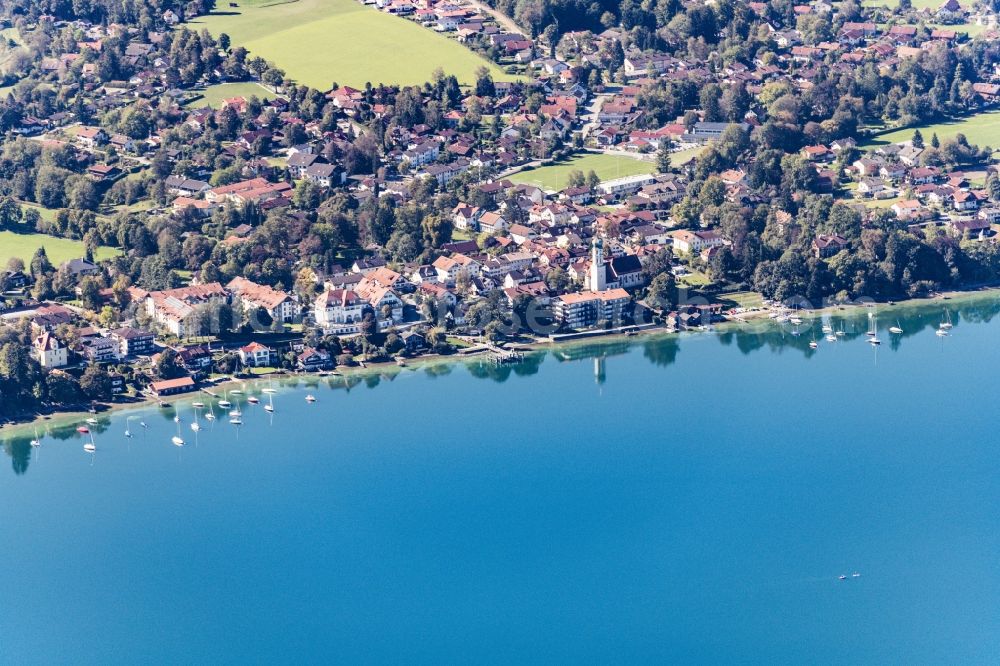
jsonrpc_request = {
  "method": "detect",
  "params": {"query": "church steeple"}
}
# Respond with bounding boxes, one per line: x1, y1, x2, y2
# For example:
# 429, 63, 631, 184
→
589, 237, 606, 291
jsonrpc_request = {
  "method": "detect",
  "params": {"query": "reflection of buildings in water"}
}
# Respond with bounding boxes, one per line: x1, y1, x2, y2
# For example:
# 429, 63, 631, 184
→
594, 356, 606, 385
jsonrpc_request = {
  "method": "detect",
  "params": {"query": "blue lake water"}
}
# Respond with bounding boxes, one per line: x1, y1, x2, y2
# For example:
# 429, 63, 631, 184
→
2, 297, 1000, 664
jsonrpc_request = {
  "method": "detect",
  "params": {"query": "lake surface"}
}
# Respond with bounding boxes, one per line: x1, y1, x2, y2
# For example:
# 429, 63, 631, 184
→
3, 297, 1000, 664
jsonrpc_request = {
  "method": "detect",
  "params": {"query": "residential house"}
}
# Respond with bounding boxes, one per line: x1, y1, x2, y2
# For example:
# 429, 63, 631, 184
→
145, 283, 229, 337
401, 330, 427, 354
297, 347, 333, 372
238, 342, 275, 368
227, 276, 297, 323
669, 230, 725, 255
953, 190, 980, 211
478, 211, 508, 234
79, 336, 119, 363
452, 203, 480, 230
110, 327, 156, 357
432, 254, 481, 284
165, 176, 210, 197
314, 288, 366, 335
32, 332, 68, 368
286, 151, 319, 178
812, 233, 849, 258
304, 162, 339, 188
76, 126, 107, 149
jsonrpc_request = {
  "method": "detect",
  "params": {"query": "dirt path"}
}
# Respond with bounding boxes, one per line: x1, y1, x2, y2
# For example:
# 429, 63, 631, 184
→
465, 0, 526, 36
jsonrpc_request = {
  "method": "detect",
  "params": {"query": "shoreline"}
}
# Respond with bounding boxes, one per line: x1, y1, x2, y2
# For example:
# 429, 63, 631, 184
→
3, 285, 999, 440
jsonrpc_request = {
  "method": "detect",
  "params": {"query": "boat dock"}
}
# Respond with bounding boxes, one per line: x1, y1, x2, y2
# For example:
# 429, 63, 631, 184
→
487, 345, 525, 365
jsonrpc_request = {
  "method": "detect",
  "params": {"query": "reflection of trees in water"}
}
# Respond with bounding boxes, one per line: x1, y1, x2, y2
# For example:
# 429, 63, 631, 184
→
954, 298, 1000, 325
552, 341, 631, 363
2, 439, 31, 475
643, 336, 680, 367
512, 353, 544, 377
423, 363, 454, 379
463, 352, 544, 383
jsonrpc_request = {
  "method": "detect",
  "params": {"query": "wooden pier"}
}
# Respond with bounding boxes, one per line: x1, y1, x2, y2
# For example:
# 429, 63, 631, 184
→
487, 345, 525, 365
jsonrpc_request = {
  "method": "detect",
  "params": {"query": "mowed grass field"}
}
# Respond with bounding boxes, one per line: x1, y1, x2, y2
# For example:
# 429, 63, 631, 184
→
188, 82, 279, 107
863, 109, 1000, 149
0, 231, 119, 268
188, 0, 516, 88
509, 153, 656, 192
864, 0, 941, 9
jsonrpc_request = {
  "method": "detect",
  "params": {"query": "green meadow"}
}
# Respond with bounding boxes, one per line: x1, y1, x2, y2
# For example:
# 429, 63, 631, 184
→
188, 0, 516, 88
0, 230, 119, 269
863, 109, 1000, 149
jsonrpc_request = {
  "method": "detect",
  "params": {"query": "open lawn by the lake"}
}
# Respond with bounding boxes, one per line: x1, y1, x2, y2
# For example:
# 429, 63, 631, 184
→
718, 291, 764, 310
862, 109, 1000, 149
187, 82, 278, 108
509, 153, 656, 192
0, 230, 119, 268
187, 0, 515, 88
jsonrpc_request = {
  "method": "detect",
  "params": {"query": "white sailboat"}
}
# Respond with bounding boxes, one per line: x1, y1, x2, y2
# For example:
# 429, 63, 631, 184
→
83, 431, 96, 453
264, 392, 275, 413
939, 310, 953, 330
172, 416, 185, 446
218, 390, 232, 409
868, 311, 881, 345
190, 410, 201, 432
30, 429, 41, 447
889, 319, 903, 335
305, 394, 316, 403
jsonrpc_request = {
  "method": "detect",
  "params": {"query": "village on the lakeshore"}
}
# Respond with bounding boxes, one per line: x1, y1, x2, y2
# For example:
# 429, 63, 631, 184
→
2, 0, 1000, 415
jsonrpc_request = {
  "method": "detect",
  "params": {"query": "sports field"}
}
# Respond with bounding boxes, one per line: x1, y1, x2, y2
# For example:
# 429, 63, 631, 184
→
509, 153, 656, 191
0, 230, 119, 268
863, 109, 1000, 149
188, 0, 515, 88
188, 82, 279, 107
508, 148, 703, 192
